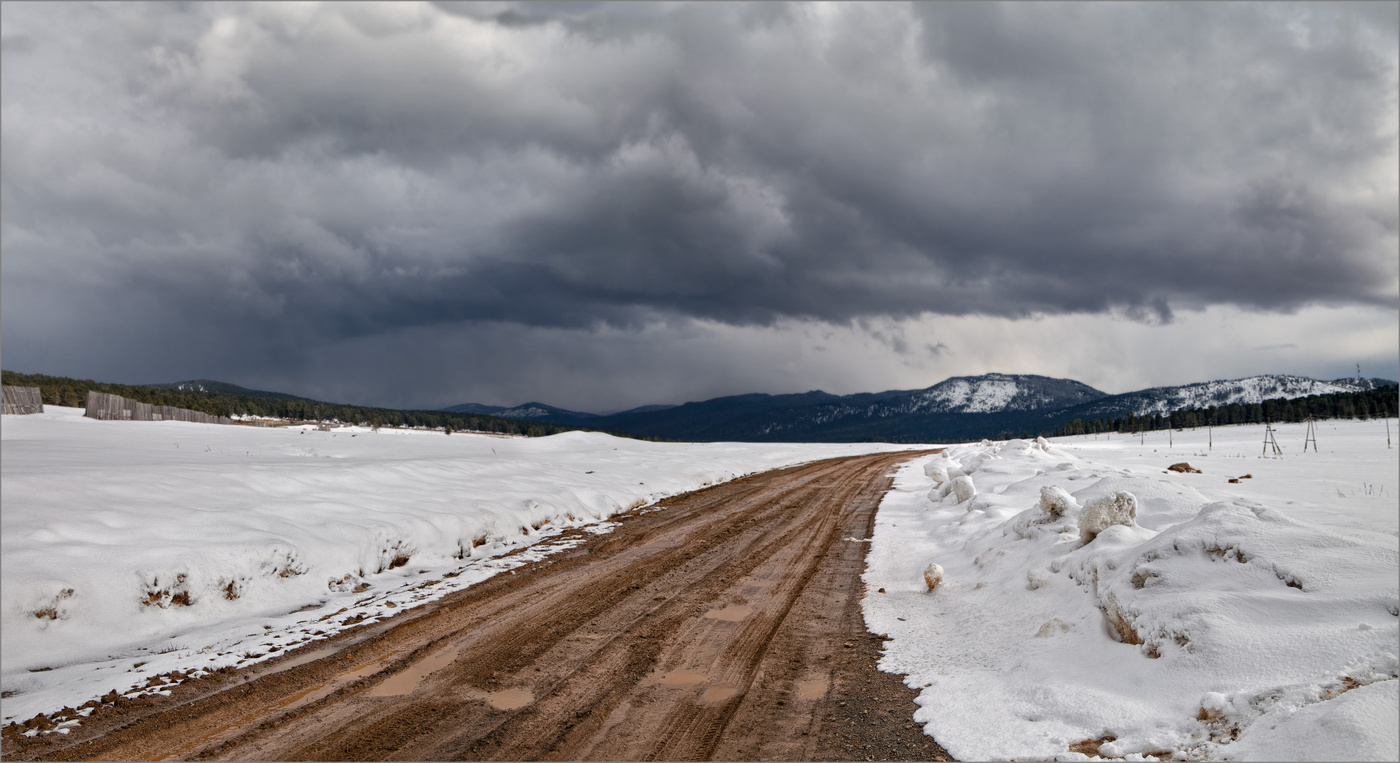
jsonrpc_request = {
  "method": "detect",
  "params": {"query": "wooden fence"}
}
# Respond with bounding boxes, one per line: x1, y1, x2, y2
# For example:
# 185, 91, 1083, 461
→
1, 385, 44, 415
84, 391, 232, 425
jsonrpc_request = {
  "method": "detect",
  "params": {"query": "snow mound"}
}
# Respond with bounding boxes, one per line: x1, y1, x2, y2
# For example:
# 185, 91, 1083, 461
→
864, 424, 1399, 761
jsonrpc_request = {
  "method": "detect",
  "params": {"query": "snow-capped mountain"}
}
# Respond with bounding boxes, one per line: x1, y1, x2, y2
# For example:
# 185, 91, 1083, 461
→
721, 374, 1105, 440
1067, 375, 1396, 418
496, 403, 598, 423
442, 401, 598, 426
878, 373, 1106, 415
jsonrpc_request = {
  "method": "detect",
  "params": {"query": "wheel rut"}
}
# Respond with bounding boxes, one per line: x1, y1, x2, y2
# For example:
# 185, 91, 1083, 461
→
12, 450, 952, 762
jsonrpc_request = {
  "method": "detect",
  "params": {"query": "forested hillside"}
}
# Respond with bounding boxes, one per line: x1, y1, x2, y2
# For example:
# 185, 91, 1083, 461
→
1047, 386, 1399, 437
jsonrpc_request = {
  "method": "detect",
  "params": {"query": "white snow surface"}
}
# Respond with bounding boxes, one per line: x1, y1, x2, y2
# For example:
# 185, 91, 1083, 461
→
865, 420, 1399, 761
1, 406, 920, 724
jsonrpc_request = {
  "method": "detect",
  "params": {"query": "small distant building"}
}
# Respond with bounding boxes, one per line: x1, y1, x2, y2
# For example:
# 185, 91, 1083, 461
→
1, 386, 44, 415
84, 391, 232, 425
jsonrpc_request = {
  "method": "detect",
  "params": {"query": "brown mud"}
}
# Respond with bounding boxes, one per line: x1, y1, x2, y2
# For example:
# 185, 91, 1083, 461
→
4, 450, 952, 761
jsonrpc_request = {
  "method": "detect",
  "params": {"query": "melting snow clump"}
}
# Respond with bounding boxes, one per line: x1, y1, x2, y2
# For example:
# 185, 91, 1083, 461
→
923, 563, 944, 592
949, 475, 977, 503
1078, 490, 1139, 543
1038, 485, 1075, 519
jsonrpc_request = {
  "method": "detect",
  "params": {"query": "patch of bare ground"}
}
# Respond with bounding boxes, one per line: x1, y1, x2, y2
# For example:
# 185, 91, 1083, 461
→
3, 450, 952, 762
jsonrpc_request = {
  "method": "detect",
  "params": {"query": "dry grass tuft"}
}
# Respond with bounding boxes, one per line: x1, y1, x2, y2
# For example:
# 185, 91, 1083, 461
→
1068, 735, 1115, 757
30, 587, 75, 619
143, 575, 193, 608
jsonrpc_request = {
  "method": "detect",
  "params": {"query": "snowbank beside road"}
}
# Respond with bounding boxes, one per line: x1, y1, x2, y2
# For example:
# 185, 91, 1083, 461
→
1, 406, 919, 725
865, 421, 1399, 761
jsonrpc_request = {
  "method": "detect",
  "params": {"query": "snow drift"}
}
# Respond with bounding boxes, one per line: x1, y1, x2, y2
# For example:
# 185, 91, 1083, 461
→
866, 422, 1399, 761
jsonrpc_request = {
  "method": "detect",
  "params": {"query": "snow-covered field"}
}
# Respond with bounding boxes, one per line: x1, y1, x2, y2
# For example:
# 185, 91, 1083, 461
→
866, 420, 1400, 761
1, 406, 920, 727
7, 406, 1397, 758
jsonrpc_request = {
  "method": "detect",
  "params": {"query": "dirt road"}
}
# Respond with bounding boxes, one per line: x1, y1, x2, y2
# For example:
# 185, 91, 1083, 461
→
11, 450, 951, 761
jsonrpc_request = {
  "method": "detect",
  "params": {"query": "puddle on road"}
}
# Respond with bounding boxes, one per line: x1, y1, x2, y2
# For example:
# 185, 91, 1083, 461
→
647, 668, 738, 705
796, 676, 829, 701
699, 684, 738, 704
366, 645, 459, 697
482, 688, 533, 710
703, 605, 754, 622
460, 686, 535, 710
358, 644, 533, 710
654, 669, 708, 688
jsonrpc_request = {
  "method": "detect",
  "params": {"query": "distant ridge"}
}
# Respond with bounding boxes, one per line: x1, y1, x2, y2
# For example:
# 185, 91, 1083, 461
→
443, 401, 598, 426
7, 369, 1389, 443
445, 372, 1397, 442
149, 379, 310, 401
1057, 374, 1396, 420
609, 404, 678, 416
1, 371, 580, 439
441, 402, 509, 415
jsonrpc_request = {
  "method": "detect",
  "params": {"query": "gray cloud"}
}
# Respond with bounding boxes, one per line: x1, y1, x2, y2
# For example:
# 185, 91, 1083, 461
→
1, 2, 1395, 408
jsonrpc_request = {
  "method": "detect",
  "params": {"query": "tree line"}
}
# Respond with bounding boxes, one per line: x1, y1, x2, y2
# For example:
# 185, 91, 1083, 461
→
0, 370, 577, 438
1047, 386, 1399, 438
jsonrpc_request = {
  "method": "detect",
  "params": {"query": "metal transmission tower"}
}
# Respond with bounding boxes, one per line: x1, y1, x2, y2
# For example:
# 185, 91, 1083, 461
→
1303, 415, 1318, 453
1262, 421, 1283, 457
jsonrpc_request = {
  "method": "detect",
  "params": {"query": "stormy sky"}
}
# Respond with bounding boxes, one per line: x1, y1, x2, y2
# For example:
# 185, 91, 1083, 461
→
2, 1, 1396, 413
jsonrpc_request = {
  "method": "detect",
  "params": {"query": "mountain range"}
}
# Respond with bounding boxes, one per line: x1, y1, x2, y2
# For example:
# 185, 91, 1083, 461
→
445, 373, 1396, 442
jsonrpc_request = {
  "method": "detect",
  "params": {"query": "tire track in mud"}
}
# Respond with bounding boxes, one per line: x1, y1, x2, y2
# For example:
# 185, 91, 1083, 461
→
13, 450, 952, 762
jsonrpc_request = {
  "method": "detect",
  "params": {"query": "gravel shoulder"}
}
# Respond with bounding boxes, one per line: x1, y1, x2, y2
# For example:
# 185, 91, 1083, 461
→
4, 450, 952, 762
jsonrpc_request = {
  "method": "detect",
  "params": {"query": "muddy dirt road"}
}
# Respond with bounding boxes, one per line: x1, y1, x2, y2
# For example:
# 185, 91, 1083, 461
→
12, 450, 951, 761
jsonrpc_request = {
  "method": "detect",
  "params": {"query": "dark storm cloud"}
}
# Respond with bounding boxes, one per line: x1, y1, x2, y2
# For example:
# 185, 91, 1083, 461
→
1, 1, 1395, 403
